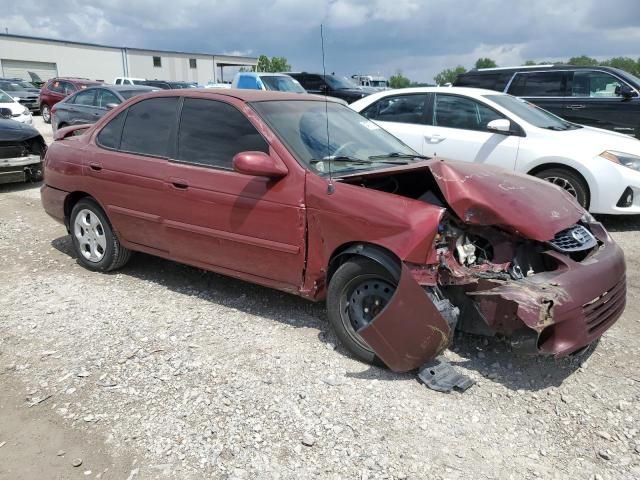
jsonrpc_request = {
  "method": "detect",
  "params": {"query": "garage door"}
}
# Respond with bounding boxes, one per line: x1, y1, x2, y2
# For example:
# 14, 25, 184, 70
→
1, 59, 58, 83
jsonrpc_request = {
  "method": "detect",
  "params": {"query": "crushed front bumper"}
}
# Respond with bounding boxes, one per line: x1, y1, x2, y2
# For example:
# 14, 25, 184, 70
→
0, 154, 43, 184
468, 223, 625, 356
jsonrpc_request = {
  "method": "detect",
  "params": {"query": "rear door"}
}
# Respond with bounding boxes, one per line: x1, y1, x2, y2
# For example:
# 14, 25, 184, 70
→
566, 69, 640, 135
507, 70, 568, 118
421, 93, 520, 170
88, 97, 179, 252
360, 93, 429, 153
66, 89, 97, 124
163, 97, 306, 287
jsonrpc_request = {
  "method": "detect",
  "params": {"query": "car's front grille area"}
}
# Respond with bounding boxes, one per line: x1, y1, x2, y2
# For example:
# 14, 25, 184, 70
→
0, 142, 28, 159
583, 276, 626, 334
548, 225, 597, 253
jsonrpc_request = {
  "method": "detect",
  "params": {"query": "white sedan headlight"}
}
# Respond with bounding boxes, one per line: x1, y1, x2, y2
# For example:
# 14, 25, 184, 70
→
600, 150, 640, 171
22, 107, 30, 115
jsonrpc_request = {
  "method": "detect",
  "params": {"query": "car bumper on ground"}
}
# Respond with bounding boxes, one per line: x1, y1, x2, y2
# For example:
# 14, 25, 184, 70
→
470, 222, 625, 356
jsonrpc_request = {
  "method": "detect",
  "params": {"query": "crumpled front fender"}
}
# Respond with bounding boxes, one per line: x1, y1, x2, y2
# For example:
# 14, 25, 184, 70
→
358, 263, 452, 372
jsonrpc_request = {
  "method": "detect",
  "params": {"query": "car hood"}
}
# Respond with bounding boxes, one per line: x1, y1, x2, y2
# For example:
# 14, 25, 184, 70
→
545, 125, 640, 156
8, 90, 38, 98
0, 102, 25, 115
0, 118, 41, 141
428, 160, 583, 241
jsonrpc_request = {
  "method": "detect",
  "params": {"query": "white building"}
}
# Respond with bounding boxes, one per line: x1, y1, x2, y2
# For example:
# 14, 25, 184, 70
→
0, 33, 257, 85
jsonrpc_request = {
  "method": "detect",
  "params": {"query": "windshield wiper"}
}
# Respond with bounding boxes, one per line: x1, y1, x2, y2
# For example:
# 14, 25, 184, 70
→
310, 156, 373, 165
368, 152, 430, 161
544, 125, 570, 131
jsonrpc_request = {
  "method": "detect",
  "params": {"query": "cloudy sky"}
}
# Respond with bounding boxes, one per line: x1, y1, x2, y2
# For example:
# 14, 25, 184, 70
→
3, 0, 640, 82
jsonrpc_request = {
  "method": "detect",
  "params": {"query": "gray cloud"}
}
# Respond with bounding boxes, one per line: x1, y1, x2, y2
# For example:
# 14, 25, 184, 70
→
2, 0, 638, 82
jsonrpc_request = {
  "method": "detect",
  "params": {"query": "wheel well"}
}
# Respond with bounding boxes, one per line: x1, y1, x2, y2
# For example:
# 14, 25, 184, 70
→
63, 191, 91, 229
527, 162, 591, 206
327, 242, 401, 284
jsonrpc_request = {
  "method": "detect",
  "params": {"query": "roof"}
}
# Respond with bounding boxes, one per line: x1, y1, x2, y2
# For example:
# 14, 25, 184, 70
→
349, 86, 505, 109
139, 88, 344, 103
85, 85, 156, 92
464, 64, 625, 74
237, 72, 292, 78
0, 33, 257, 62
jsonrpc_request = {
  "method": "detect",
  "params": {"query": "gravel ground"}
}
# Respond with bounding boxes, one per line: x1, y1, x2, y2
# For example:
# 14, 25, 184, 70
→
0, 118, 639, 479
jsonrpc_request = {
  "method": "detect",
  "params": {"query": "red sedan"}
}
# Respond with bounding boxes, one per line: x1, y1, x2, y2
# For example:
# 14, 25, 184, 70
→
41, 90, 626, 372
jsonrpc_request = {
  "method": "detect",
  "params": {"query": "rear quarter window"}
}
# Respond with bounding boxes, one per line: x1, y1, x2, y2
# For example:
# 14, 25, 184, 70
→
96, 110, 127, 150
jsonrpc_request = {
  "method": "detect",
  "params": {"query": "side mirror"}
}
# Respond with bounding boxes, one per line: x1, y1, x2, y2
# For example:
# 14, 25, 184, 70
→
487, 118, 512, 134
615, 84, 636, 99
0, 107, 12, 119
105, 103, 119, 110
232, 151, 288, 178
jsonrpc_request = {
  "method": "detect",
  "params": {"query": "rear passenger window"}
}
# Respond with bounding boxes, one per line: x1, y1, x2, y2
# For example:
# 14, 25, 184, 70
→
96, 110, 127, 149
362, 94, 427, 124
120, 97, 178, 157
508, 72, 566, 97
176, 98, 268, 169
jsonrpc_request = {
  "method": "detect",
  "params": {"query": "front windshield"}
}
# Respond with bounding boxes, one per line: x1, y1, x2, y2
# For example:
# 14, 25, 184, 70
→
0, 89, 15, 103
324, 75, 357, 90
17, 81, 35, 89
251, 100, 422, 175
485, 94, 579, 130
260, 76, 306, 93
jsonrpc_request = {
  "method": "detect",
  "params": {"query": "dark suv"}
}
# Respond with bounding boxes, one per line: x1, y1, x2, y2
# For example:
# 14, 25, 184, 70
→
286, 72, 371, 103
454, 65, 640, 138
39, 77, 101, 124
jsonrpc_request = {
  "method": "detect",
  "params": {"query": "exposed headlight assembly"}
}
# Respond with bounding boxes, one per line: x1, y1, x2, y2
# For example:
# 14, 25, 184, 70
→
600, 150, 640, 171
22, 107, 30, 115
581, 210, 596, 223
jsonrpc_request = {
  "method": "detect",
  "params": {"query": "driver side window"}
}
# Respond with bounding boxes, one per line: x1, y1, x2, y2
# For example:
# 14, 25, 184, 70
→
432, 94, 503, 131
571, 71, 625, 97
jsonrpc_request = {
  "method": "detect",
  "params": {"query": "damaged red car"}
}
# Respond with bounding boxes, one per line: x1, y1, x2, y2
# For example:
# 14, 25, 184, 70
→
41, 90, 626, 372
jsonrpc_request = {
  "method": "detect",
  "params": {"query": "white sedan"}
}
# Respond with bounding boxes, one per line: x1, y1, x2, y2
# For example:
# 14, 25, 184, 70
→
350, 86, 640, 215
0, 88, 33, 125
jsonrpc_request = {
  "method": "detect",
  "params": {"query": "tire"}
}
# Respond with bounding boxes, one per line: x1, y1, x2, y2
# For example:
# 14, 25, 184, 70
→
327, 257, 397, 366
70, 198, 131, 272
533, 167, 589, 209
41, 103, 51, 124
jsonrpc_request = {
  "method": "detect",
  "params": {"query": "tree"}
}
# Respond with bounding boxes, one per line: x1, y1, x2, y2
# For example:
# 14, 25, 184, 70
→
568, 55, 599, 66
433, 66, 466, 86
523, 60, 538, 66
600, 56, 640, 76
389, 71, 411, 89
475, 57, 497, 69
269, 56, 291, 72
256, 55, 291, 73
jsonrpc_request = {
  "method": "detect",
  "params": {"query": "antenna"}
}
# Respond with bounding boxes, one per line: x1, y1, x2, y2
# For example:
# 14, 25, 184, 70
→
320, 24, 335, 194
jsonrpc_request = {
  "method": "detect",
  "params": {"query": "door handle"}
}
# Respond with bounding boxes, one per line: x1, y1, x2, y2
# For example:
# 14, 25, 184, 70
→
169, 177, 189, 190
567, 104, 585, 110
89, 163, 102, 171
68, 107, 77, 112
425, 134, 446, 144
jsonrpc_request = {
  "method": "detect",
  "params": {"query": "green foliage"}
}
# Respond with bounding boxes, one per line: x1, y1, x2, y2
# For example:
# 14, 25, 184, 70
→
475, 57, 497, 69
600, 57, 640, 76
523, 60, 538, 66
389, 71, 412, 89
256, 55, 291, 73
433, 66, 466, 86
568, 55, 599, 66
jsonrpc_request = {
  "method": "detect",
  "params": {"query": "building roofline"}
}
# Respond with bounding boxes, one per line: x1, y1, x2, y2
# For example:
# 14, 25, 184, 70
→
0, 33, 257, 61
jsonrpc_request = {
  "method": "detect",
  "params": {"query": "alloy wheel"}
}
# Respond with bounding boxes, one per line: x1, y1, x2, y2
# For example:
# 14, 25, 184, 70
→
74, 209, 107, 262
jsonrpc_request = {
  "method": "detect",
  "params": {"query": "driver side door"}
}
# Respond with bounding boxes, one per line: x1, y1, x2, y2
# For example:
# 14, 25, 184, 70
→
421, 93, 521, 170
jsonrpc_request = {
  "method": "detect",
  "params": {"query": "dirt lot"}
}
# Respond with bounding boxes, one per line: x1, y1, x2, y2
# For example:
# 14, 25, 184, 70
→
1, 117, 639, 479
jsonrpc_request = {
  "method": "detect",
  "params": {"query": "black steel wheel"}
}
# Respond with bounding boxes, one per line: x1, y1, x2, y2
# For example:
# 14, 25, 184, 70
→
327, 257, 397, 365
